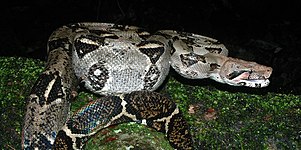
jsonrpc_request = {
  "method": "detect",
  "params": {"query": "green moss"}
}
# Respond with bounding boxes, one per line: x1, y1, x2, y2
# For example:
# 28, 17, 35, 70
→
166, 76, 301, 149
85, 123, 172, 150
1, 57, 300, 149
0, 57, 43, 149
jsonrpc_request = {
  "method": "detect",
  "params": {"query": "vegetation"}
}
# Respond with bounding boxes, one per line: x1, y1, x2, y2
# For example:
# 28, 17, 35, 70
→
0, 57, 300, 149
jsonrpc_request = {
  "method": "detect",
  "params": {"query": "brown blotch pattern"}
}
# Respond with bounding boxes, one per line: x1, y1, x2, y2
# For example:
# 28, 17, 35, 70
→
210, 63, 221, 71
180, 52, 206, 67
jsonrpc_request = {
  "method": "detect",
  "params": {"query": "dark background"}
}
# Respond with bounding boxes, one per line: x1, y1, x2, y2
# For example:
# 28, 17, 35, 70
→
0, 0, 300, 94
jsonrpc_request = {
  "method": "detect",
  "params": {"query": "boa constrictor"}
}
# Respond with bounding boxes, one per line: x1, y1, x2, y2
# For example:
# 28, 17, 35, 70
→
22, 23, 272, 149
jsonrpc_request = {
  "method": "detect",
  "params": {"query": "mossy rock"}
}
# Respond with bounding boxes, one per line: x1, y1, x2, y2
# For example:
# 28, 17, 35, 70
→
0, 57, 300, 149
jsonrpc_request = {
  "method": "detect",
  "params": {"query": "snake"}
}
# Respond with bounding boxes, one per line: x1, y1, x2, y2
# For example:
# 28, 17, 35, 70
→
21, 22, 272, 149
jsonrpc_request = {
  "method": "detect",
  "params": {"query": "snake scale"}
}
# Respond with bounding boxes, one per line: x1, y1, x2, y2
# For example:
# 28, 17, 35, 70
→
22, 23, 272, 149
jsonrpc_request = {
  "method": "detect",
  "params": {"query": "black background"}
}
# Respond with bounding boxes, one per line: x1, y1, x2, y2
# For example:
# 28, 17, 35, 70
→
1, 0, 300, 94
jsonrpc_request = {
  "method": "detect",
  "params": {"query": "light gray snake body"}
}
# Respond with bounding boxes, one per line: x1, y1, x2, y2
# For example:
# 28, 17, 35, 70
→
22, 23, 272, 149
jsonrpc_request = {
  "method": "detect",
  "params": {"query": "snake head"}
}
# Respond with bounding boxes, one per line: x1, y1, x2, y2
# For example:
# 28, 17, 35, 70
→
219, 58, 273, 88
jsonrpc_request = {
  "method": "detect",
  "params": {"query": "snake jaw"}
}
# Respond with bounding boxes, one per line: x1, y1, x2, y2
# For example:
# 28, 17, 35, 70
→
220, 58, 273, 88
228, 70, 271, 88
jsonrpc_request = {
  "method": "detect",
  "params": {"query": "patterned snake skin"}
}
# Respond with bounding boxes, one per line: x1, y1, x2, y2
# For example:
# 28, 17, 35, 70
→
22, 23, 272, 149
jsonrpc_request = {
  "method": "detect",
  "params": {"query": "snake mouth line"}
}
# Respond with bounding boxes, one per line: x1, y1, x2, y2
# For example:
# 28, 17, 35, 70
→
228, 70, 267, 82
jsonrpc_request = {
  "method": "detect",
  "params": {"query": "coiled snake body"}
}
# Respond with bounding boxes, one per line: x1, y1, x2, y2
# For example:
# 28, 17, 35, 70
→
22, 23, 272, 149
